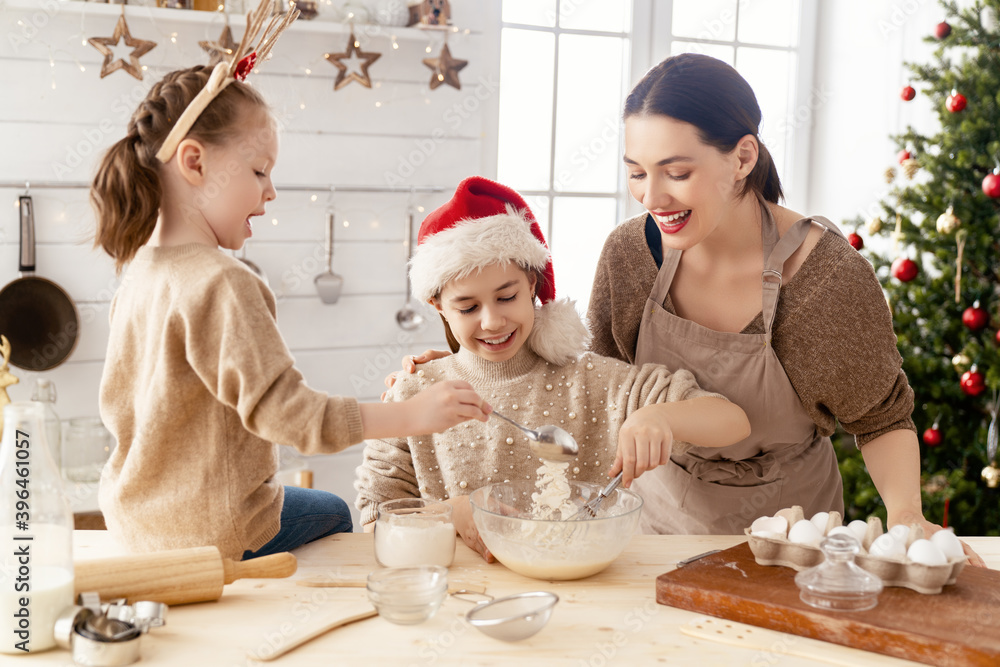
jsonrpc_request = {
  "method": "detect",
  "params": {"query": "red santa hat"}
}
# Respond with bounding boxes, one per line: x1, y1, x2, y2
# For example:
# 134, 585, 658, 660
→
409, 176, 590, 365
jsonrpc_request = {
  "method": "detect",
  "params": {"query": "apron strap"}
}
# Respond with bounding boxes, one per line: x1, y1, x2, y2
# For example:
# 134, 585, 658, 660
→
760, 214, 813, 336
652, 234, 682, 308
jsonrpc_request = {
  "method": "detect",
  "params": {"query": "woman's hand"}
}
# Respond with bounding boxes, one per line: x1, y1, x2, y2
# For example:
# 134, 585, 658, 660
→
381, 349, 454, 401
609, 406, 674, 488
889, 508, 986, 568
446, 495, 494, 563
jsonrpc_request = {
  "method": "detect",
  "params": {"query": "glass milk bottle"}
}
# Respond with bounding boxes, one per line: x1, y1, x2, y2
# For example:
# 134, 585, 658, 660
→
30, 379, 62, 475
0, 402, 74, 654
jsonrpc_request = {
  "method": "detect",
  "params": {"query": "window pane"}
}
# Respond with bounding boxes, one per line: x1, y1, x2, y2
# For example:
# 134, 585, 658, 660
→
737, 0, 798, 47
559, 0, 631, 33
551, 197, 618, 312
502, 0, 557, 28
669, 41, 735, 65
735, 48, 793, 184
522, 194, 552, 236
497, 29, 556, 191
671, 0, 737, 41
553, 34, 626, 194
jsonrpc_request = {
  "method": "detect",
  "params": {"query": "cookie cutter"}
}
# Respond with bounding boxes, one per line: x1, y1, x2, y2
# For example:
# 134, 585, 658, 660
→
53, 592, 167, 666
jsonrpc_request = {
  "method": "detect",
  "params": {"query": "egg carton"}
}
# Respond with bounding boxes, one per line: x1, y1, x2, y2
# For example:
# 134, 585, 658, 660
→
744, 506, 967, 595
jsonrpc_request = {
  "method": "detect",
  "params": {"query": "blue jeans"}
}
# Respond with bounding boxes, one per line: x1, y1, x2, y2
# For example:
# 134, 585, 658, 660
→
242, 486, 353, 560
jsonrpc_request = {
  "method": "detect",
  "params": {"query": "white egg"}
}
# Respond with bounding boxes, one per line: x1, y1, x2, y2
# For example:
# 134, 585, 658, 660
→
847, 520, 868, 543
750, 515, 788, 537
826, 526, 856, 541
930, 529, 964, 560
888, 524, 910, 542
869, 533, 905, 559
788, 519, 823, 547
907, 539, 947, 566
809, 511, 830, 534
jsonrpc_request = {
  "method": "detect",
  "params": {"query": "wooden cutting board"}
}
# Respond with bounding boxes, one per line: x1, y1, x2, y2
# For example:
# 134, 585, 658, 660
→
656, 541, 1000, 667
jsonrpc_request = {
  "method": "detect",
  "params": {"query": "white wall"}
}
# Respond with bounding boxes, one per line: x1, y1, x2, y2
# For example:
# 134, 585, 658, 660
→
807, 0, 943, 225
0, 0, 501, 529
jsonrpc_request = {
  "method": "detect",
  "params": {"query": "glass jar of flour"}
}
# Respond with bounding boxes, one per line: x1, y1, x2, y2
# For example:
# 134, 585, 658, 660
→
374, 499, 456, 568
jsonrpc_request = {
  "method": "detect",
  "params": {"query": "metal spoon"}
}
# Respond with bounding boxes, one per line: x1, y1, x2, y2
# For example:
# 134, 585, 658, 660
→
314, 211, 344, 304
491, 409, 579, 461
396, 207, 424, 330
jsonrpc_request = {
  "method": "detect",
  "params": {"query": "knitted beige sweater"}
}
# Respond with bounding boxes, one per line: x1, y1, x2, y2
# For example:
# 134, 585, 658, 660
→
99, 244, 364, 559
588, 215, 916, 446
354, 345, 722, 525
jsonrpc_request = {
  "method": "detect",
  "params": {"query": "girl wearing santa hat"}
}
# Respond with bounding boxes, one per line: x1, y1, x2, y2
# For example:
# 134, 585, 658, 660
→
355, 176, 749, 560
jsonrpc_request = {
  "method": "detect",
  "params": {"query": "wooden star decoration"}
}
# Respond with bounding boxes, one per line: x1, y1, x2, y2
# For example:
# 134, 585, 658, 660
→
88, 13, 157, 81
199, 25, 238, 67
422, 43, 467, 90
324, 32, 381, 91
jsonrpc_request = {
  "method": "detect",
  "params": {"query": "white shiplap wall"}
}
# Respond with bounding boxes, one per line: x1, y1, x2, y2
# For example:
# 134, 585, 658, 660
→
0, 0, 501, 529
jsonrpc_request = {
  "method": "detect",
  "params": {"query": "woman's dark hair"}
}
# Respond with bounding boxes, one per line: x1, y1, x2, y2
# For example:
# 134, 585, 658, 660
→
624, 53, 783, 203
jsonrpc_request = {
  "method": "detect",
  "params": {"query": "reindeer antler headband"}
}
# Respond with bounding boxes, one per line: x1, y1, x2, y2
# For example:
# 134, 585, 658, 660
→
155, 0, 299, 163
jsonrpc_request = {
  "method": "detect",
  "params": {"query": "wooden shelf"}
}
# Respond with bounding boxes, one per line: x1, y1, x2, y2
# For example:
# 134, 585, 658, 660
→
4, 0, 478, 38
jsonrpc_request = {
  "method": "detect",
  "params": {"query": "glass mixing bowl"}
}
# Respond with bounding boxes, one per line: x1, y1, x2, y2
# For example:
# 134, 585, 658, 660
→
469, 480, 643, 581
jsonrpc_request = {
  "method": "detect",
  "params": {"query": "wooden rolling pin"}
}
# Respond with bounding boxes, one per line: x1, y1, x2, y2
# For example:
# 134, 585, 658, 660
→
75, 546, 297, 606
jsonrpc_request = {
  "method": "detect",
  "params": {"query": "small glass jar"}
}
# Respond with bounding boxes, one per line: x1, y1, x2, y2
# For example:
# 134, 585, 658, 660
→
366, 565, 448, 625
795, 533, 883, 611
62, 418, 113, 484
374, 498, 455, 568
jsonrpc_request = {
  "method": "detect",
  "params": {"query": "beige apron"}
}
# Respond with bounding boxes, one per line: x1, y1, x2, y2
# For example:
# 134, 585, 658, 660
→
632, 195, 844, 535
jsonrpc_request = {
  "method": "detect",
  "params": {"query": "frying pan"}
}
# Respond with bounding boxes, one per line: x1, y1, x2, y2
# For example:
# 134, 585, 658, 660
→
0, 195, 79, 371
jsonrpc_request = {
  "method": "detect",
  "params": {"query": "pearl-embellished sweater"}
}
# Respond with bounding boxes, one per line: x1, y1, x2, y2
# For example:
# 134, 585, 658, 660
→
354, 345, 722, 525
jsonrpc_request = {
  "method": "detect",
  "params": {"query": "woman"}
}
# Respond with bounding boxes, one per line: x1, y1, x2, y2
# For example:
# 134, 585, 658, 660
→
393, 54, 982, 563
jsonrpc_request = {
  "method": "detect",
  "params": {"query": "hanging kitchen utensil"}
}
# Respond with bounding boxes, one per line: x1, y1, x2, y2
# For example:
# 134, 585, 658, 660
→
235, 243, 269, 287
396, 206, 425, 331
0, 193, 79, 371
314, 210, 344, 304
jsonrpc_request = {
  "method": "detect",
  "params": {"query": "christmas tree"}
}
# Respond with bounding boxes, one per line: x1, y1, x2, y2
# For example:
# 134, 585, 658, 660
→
836, 0, 1000, 536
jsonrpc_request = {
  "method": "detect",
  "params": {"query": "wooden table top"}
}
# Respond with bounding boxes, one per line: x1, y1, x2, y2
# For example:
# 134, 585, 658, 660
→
26, 532, 1000, 666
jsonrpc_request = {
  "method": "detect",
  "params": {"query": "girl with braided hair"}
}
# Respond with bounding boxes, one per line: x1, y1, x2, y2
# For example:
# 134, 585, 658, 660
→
92, 65, 490, 560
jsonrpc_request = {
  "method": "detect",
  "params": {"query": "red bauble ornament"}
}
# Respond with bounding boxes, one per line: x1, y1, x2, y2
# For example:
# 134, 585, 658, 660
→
983, 169, 1000, 198
946, 90, 967, 113
901, 85, 916, 101
962, 301, 989, 331
897, 149, 912, 164
996, 329, 1000, 345
923, 427, 943, 447
960, 368, 986, 396
935, 21, 952, 39
891, 257, 919, 282
847, 232, 864, 250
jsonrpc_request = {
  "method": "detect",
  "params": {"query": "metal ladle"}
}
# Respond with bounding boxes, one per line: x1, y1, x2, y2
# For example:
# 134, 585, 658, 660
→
314, 211, 344, 304
396, 207, 424, 330
491, 410, 579, 461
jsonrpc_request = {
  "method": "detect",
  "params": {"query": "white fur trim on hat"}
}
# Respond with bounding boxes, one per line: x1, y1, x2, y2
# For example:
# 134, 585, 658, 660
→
409, 206, 549, 303
527, 298, 591, 365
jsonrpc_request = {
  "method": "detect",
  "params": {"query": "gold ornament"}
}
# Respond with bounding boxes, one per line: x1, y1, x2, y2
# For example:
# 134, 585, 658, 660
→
891, 212, 904, 251
983, 461, 1000, 488
324, 32, 382, 90
954, 229, 967, 303
884, 167, 897, 183
0, 336, 19, 435
951, 353, 971, 371
88, 9, 157, 81
935, 205, 961, 234
199, 24, 238, 67
865, 216, 883, 235
423, 43, 467, 90
901, 158, 920, 179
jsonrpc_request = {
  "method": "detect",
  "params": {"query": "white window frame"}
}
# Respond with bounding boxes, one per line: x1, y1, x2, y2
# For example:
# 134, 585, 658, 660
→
630, 0, 819, 213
